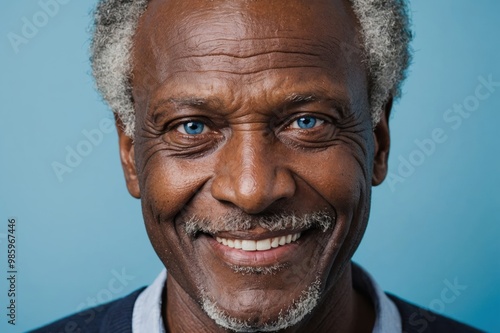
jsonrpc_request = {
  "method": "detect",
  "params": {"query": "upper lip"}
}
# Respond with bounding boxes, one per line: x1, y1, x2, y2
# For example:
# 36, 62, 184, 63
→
211, 227, 308, 241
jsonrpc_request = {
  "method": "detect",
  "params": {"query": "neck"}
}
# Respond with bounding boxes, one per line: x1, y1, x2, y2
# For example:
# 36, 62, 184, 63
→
163, 262, 375, 333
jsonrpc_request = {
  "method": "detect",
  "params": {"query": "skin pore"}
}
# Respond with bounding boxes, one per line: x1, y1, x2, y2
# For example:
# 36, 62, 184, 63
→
117, 0, 391, 331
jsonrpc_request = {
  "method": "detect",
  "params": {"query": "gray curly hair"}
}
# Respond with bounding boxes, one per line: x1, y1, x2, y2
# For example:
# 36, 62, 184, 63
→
91, 0, 412, 138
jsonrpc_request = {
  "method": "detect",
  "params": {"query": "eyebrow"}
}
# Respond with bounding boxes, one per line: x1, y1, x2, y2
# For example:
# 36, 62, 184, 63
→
282, 92, 350, 118
150, 96, 225, 116
283, 92, 349, 109
155, 93, 320, 109
284, 93, 317, 104
161, 97, 222, 108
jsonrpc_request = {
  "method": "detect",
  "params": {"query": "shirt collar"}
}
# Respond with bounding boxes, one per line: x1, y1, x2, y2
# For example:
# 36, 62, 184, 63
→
132, 269, 166, 333
132, 263, 401, 333
352, 262, 402, 333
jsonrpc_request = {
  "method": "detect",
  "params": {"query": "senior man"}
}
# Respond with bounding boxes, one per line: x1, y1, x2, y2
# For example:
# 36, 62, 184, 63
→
32, 0, 482, 332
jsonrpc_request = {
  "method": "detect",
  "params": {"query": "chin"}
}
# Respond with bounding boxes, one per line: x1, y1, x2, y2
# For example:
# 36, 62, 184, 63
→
200, 276, 321, 332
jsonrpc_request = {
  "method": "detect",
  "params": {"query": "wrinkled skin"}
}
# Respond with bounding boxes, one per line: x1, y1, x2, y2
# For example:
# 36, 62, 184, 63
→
117, 0, 391, 331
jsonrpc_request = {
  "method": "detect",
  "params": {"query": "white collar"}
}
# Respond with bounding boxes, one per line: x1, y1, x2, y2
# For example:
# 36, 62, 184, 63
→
132, 269, 166, 333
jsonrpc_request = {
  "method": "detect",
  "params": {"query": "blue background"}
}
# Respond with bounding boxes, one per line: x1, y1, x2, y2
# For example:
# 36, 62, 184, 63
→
1, 1, 499, 332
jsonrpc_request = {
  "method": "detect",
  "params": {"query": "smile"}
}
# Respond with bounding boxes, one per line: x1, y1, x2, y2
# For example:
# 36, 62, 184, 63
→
215, 232, 302, 251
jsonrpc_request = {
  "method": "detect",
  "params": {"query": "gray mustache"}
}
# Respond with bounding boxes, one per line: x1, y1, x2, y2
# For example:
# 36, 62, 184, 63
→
183, 211, 335, 236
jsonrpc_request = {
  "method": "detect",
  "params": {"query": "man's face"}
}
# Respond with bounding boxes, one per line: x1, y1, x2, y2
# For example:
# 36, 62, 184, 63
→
120, 0, 389, 330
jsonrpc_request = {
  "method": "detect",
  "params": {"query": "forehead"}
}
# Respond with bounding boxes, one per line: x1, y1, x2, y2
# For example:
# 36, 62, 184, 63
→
131, 0, 367, 112
137, 0, 358, 43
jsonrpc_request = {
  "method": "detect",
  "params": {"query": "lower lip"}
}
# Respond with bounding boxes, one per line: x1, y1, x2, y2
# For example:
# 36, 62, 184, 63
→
203, 234, 303, 267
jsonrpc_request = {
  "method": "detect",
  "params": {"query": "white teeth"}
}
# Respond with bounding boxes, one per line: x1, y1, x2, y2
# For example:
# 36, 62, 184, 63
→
256, 239, 271, 251
271, 237, 279, 248
215, 233, 301, 251
241, 240, 257, 251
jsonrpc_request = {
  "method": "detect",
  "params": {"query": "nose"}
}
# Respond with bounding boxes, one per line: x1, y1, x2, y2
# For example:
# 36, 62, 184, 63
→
211, 131, 296, 214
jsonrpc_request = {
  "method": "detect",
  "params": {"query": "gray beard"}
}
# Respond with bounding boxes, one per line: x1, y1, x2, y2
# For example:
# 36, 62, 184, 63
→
184, 211, 334, 236
200, 278, 321, 332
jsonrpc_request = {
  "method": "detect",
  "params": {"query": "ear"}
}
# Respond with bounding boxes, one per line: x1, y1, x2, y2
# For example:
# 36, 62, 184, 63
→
115, 116, 141, 198
372, 98, 392, 186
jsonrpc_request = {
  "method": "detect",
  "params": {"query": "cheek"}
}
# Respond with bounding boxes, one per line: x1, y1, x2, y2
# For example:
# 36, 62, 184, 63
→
138, 154, 217, 287
140, 154, 213, 221
291, 146, 369, 215
137, 152, 213, 263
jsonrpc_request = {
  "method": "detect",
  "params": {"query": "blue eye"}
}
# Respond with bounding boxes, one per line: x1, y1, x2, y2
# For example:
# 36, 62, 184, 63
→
291, 116, 324, 129
178, 121, 207, 135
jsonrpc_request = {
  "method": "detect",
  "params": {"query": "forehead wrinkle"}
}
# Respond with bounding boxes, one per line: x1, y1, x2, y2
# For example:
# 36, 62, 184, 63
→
172, 50, 323, 62
167, 35, 343, 62
158, 55, 339, 83
164, 0, 352, 59
165, 65, 325, 78
170, 36, 338, 58
146, 5, 249, 55
162, 44, 344, 81
147, 14, 350, 81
